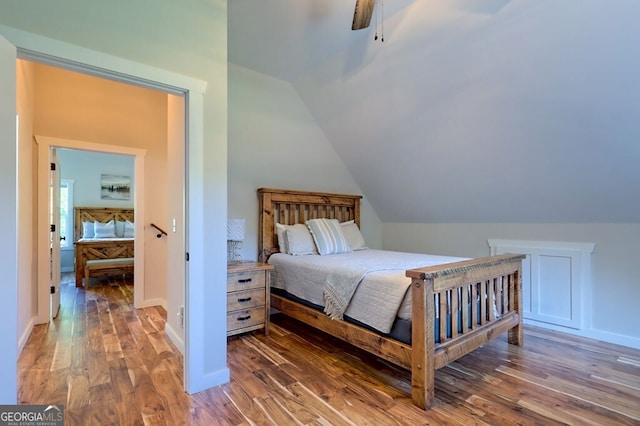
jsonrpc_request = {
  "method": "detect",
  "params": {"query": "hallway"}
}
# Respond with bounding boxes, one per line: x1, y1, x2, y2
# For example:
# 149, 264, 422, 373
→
17, 274, 191, 424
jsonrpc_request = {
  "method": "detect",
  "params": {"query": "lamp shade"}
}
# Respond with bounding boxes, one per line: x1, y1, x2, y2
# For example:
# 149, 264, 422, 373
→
227, 218, 245, 241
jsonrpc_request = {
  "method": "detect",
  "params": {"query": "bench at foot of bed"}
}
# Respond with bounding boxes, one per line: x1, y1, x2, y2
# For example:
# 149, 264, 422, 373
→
83, 257, 134, 286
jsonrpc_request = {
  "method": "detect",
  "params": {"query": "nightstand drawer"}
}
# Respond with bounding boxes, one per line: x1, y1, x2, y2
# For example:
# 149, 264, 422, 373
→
227, 288, 265, 311
227, 307, 266, 333
227, 270, 265, 292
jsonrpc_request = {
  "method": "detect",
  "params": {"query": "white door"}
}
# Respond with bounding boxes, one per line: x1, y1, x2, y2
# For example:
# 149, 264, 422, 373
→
0, 33, 18, 403
50, 148, 61, 318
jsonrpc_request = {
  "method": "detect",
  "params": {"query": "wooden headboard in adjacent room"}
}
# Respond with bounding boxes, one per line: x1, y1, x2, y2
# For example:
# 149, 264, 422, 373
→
257, 188, 362, 261
74, 207, 134, 241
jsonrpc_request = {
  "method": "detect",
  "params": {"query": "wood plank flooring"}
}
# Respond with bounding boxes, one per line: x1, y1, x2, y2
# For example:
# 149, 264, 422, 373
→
18, 274, 640, 425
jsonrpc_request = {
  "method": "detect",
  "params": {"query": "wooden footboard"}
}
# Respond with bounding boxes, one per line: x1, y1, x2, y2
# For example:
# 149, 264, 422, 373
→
407, 253, 525, 408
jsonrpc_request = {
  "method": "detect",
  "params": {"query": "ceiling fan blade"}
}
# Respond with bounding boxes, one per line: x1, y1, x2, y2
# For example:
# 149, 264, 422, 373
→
352, 0, 376, 30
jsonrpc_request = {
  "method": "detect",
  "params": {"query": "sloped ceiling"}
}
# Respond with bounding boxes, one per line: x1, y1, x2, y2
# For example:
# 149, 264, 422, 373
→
230, 0, 640, 223
2, 1, 637, 223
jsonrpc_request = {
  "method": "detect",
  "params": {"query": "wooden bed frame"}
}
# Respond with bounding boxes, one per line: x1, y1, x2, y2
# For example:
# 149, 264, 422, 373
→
73, 207, 135, 287
257, 188, 525, 409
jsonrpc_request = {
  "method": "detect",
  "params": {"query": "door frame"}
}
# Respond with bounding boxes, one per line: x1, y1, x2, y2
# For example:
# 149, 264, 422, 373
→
35, 137, 147, 321
0, 24, 226, 396
0, 30, 17, 405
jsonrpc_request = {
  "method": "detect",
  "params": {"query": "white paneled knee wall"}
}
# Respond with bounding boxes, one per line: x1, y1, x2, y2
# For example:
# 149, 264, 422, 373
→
488, 239, 595, 332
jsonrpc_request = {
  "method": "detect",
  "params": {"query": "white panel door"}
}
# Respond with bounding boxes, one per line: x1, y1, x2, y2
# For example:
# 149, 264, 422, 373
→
50, 148, 61, 318
489, 239, 595, 331
0, 33, 18, 404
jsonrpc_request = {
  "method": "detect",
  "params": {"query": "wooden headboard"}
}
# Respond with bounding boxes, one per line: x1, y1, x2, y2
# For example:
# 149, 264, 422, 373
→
74, 207, 134, 241
257, 188, 362, 261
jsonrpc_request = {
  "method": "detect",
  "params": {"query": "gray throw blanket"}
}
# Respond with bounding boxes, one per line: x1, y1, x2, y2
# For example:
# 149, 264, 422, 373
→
323, 264, 374, 320
322, 255, 434, 321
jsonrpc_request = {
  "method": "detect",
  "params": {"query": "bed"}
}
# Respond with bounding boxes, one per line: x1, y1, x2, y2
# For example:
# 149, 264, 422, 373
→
257, 188, 524, 409
73, 207, 135, 287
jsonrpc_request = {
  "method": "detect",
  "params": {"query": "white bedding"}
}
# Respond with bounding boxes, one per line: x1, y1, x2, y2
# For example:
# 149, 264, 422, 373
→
269, 249, 467, 333
77, 238, 134, 242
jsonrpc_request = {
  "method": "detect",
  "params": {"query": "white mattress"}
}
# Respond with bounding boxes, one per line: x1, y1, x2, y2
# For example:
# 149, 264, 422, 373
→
76, 238, 134, 242
269, 249, 467, 333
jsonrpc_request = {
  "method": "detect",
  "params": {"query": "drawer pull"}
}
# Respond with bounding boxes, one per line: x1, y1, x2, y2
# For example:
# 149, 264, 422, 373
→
237, 315, 251, 321
237, 297, 252, 303
237, 278, 252, 284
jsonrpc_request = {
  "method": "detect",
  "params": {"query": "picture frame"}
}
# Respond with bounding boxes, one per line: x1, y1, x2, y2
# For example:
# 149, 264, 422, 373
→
101, 174, 131, 200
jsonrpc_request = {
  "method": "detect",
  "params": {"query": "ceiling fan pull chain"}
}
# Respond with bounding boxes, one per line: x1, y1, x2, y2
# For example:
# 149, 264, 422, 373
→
374, 0, 378, 40
381, 0, 385, 42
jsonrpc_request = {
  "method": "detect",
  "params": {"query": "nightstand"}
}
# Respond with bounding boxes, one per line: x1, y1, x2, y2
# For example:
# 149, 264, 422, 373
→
227, 261, 274, 337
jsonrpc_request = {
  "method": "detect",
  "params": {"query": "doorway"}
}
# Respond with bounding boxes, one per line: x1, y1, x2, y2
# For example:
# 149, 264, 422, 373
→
2, 29, 226, 402
27, 58, 187, 388
36, 139, 146, 318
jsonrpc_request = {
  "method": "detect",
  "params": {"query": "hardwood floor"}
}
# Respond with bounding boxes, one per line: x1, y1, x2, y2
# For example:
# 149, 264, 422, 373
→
18, 275, 640, 425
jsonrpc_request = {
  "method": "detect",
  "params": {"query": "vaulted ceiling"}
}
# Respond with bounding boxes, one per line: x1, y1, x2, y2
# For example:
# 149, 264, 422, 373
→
1, 1, 638, 224
229, 0, 640, 223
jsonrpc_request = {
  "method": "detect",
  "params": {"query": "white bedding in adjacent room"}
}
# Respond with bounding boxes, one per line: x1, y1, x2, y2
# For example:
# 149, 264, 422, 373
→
77, 237, 134, 242
269, 249, 467, 333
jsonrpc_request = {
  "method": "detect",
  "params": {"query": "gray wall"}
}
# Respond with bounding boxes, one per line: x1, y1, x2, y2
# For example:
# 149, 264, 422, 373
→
228, 64, 382, 260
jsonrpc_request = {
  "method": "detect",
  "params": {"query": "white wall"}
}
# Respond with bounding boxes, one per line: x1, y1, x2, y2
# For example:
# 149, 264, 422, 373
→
58, 149, 135, 208
228, 64, 382, 259
16, 58, 36, 355
382, 222, 640, 349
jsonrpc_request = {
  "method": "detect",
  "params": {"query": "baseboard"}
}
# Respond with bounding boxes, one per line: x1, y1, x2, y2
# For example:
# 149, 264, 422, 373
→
165, 323, 184, 354
523, 319, 640, 350
136, 298, 167, 310
581, 328, 640, 350
17, 317, 35, 357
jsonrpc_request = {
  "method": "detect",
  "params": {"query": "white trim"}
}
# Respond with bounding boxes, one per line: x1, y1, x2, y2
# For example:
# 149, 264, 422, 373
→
139, 298, 167, 311
488, 239, 595, 254
0, 25, 207, 95
525, 319, 640, 350
17, 318, 34, 356
489, 238, 596, 329
165, 323, 185, 354
0, 33, 17, 404
36, 136, 147, 321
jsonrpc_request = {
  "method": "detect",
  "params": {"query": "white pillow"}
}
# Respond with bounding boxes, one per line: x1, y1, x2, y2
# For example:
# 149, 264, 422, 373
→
82, 221, 95, 239
94, 220, 116, 238
123, 220, 135, 238
340, 220, 367, 251
285, 224, 317, 255
306, 218, 351, 256
115, 221, 125, 238
275, 223, 291, 253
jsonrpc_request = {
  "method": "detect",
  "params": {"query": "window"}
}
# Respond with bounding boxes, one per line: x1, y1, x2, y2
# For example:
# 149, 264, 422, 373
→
60, 179, 74, 248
